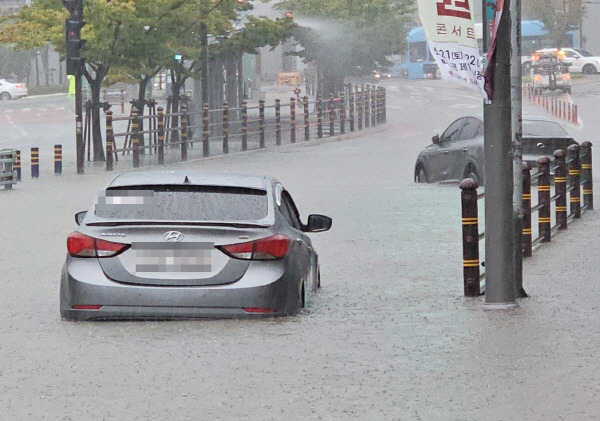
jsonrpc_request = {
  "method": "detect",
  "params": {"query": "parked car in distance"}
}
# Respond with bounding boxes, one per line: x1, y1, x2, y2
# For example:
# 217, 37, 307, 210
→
60, 170, 332, 321
414, 116, 577, 185
535, 47, 600, 74
0, 79, 27, 100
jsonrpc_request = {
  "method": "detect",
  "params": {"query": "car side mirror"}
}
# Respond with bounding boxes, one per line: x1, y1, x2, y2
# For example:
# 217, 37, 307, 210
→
75, 211, 87, 226
303, 214, 332, 233
432, 134, 440, 144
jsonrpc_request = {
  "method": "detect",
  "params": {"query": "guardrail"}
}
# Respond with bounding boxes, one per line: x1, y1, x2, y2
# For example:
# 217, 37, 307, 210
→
460, 142, 593, 297
104, 84, 387, 171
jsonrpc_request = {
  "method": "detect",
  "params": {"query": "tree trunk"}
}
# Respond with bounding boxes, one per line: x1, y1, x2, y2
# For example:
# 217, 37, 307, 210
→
85, 66, 107, 162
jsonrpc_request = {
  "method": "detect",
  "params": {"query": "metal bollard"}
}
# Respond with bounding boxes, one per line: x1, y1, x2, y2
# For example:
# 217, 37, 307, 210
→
340, 92, 346, 135
31, 147, 39, 178
329, 94, 335, 136
222, 102, 229, 154
537, 156, 551, 242
54, 144, 62, 175
459, 178, 480, 297
317, 95, 323, 138
157, 107, 164, 165
202, 103, 209, 157
522, 162, 532, 257
303, 96, 310, 141
364, 86, 370, 128
259, 99, 265, 148
241, 101, 248, 151
357, 86, 363, 130
581, 141, 593, 210
553, 149, 567, 229
275, 99, 281, 146
131, 109, 140, 168
106, 111, 113, 171
568, 144, 581, 218
349, 91, 355, 132
15, 150, 21, 181
290, 97, 296, 143
180, 104, 188, 161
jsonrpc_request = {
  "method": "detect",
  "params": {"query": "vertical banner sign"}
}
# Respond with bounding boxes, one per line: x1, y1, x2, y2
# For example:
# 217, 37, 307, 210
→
483, 0, 504, 98
418, 0, 487, 99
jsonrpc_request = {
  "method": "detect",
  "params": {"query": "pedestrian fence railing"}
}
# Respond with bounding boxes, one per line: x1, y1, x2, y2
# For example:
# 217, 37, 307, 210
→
104, 83, 387, 171
523, 83, 579, 125
460, 142, 593, 297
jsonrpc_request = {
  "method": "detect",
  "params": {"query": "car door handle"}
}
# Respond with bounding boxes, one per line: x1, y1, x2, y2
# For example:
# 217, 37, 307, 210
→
463, 148, 468, 152
443, 151, 449, 154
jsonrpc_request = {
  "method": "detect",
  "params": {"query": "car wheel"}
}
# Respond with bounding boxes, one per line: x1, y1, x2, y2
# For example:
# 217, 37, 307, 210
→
298, 282, 306, 309
317, 269, 321, 289
5, 184, 12, 190
0, 92, 11, 101
415, 166, 428, 183
583, 64, 597, 75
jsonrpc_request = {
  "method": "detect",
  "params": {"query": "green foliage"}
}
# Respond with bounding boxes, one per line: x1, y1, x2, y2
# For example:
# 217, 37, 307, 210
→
277, 0, 414, 77
524, 0, 584, 47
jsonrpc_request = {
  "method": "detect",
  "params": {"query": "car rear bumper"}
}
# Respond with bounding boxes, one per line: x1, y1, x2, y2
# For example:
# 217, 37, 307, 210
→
60, 259, 297, 320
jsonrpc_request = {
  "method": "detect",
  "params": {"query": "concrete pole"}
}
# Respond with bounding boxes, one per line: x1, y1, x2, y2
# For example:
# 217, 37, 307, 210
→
511, 0, 527, 298
484, 0, 517, 309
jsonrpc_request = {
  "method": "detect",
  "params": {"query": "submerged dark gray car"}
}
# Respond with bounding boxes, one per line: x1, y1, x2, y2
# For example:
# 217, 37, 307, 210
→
60, 171, 332, 321
414, 116, 577, 185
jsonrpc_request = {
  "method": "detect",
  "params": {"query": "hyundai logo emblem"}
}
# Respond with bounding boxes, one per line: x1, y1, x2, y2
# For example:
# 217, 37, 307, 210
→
163, 231, 184, 242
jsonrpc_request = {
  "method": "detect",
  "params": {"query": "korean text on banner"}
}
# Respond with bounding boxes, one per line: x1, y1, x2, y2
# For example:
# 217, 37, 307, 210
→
417, 0, 487, 99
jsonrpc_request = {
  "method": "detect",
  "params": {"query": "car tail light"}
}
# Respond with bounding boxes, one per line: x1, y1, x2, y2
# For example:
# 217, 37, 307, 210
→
562, 74, 570, 81
67, 231, 129, 258
72, 305, 102, 310
219, 235, 292, 260
15, 83, 24, 89
534, 75, 542, 82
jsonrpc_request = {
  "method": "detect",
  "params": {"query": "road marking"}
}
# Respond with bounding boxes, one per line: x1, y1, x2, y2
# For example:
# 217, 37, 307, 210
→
5, 113, 27, 137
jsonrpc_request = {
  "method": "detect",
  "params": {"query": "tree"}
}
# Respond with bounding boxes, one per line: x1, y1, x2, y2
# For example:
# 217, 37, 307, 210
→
524, 0, 584, 47
276, 0, 414, 96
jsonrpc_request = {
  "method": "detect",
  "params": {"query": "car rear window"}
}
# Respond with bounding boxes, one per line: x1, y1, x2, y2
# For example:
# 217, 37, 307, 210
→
95, 185, 268, 221
522, 120, 568, 137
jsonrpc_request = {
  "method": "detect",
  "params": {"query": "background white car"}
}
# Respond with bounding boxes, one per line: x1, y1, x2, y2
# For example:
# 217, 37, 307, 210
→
536, 48, 600, 74
0, 79, 28, 100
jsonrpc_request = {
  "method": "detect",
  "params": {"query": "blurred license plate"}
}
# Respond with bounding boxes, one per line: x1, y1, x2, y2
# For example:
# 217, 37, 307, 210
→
133, 242, 213, 273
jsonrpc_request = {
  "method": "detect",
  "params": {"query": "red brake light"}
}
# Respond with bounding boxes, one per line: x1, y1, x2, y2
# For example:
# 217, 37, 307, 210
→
72, 305, 102, 310
219, 235, 292, 260
67, 231, 129, 257
243, 307, 276, 313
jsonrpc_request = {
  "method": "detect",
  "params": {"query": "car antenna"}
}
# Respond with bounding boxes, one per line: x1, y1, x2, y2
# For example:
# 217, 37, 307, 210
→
183, 176, 191, 184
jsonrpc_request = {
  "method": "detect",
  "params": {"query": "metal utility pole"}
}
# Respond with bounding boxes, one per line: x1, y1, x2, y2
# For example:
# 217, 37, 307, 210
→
483, 0, 517, 308
511, 0, 527, 298
63, 0, 85, 174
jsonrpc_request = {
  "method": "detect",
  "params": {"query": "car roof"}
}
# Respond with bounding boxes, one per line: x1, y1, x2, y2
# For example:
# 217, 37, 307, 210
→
106, 170, 275, 190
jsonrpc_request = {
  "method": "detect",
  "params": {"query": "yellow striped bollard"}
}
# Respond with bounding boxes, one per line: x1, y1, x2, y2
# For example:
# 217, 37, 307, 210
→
131, 109, 140, 168
568, 144, 581, 218
275, 99, 281, 146
241, 101, 248, 151
223, 102, 229, 154
15, 150, 21, 181
157, 107, 164, 165
459, 177, 480, 297
106, 111, 113, 171
537, 156, 551, 242
54, 144, 62, 175
290, 97, 296, 143
202, 103, 209, 157
31, 147, 39, 178
553, 149, 568, 229
522, 162, 532, 257
581, 141, 593, 210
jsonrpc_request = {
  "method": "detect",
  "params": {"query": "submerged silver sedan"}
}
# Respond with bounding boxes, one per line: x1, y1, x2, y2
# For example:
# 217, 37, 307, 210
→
60, 171, 332, 321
